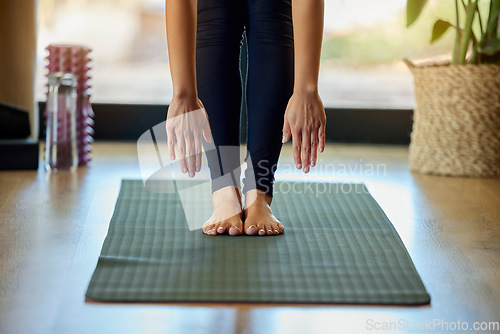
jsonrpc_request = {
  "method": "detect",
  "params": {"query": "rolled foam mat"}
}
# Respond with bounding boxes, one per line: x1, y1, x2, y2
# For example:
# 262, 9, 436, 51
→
86, 180, 430, 305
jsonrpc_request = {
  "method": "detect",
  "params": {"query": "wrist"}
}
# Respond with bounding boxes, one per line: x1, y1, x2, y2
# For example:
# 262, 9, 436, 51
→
172, 89, 198, 100
293, 84, 319, 96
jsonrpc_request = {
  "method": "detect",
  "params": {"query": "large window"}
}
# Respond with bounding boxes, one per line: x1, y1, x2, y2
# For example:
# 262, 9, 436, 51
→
36, 0, 454, 108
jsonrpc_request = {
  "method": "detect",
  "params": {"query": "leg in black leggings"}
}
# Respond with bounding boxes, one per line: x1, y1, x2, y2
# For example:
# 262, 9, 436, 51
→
196, 0, 246, 192
196, 0, 294, 197
243, 0, 294, 196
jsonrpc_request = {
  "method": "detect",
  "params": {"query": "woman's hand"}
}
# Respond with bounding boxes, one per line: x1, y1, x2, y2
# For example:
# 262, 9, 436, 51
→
166, 95, 212, 177
285, 0, 325, 174
282, 90, 326, 173
165, 0, 207, 177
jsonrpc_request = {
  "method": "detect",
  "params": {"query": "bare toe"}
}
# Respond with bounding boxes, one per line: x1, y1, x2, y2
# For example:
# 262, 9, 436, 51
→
257, 223, 266, 236
271, 223, 279, 235
229, 225, 242, 236
210, 224, 219, 235
202, 223, 212, 234
217, 222, 230, 234
245, 224, 258, 236
278, 222, 285, 233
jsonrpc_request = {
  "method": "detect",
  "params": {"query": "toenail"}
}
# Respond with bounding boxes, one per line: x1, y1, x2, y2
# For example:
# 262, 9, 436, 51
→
275, 229, 279, 233
249, 225, 257, 229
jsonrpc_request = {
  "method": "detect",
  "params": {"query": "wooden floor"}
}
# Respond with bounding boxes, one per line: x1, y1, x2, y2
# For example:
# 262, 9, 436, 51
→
1, 142, 499, 334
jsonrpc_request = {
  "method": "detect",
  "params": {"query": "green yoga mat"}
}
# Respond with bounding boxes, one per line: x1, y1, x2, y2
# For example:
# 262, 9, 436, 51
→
86, 180, 430, 305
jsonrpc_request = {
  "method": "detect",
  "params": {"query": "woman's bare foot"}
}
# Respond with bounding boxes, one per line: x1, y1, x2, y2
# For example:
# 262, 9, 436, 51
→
202, 186, 243, 236
243, 189, 284, 236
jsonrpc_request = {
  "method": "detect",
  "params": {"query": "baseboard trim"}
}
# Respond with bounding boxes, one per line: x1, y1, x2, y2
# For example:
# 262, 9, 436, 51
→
38, 102, 412, 145
0, 139, 39, 170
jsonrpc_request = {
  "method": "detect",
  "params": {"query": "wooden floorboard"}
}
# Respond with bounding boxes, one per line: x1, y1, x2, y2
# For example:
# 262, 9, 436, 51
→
0, 142, 499, 334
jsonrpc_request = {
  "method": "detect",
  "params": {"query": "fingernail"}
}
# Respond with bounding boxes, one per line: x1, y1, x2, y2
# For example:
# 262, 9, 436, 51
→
189, 172, 194, 178
296, 163, 302, 169
310, 159, 315, 167
182, 167, 187, 173
304, 166, 309, 173
282, 136, 286, 143
170, 155, 174, 160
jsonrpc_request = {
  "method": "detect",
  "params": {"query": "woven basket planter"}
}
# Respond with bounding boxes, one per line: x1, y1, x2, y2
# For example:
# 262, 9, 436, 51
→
406, 60, 500, 177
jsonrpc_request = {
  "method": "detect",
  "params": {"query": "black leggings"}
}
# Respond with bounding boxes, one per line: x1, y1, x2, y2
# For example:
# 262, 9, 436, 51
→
196, 0, 294, 196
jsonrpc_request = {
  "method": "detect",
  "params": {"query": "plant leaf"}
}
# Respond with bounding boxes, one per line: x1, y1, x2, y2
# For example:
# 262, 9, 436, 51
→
470, 30, 480, 64
471, 30, 478, 46
486, 0, 499, 39
431, 19, 453, 43
453, 29, 463, 64
459, 0, 477, 64
407, 0, 428, 27
484, 7, 500, 39
482, 38, 500, 55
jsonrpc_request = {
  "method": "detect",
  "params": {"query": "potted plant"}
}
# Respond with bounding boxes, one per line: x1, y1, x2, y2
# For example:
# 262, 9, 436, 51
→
405, 0, 500, 177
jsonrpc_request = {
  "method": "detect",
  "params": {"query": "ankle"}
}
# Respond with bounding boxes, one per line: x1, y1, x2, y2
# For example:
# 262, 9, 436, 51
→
244, 189, 272, 210
212, 186, 242, 207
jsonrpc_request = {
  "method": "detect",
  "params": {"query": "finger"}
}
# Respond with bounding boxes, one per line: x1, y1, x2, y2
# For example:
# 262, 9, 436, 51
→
311, 131, 318, 167
194, 132, 202, 173
202, 114, 212, 143
292, 129, 302, 169
185, 132, 196, 177
176, 133, 188, 174
282, 120, 291, 143
318, 123, 326, 153
166, 125, 176, 160
301, 131, 311, 173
